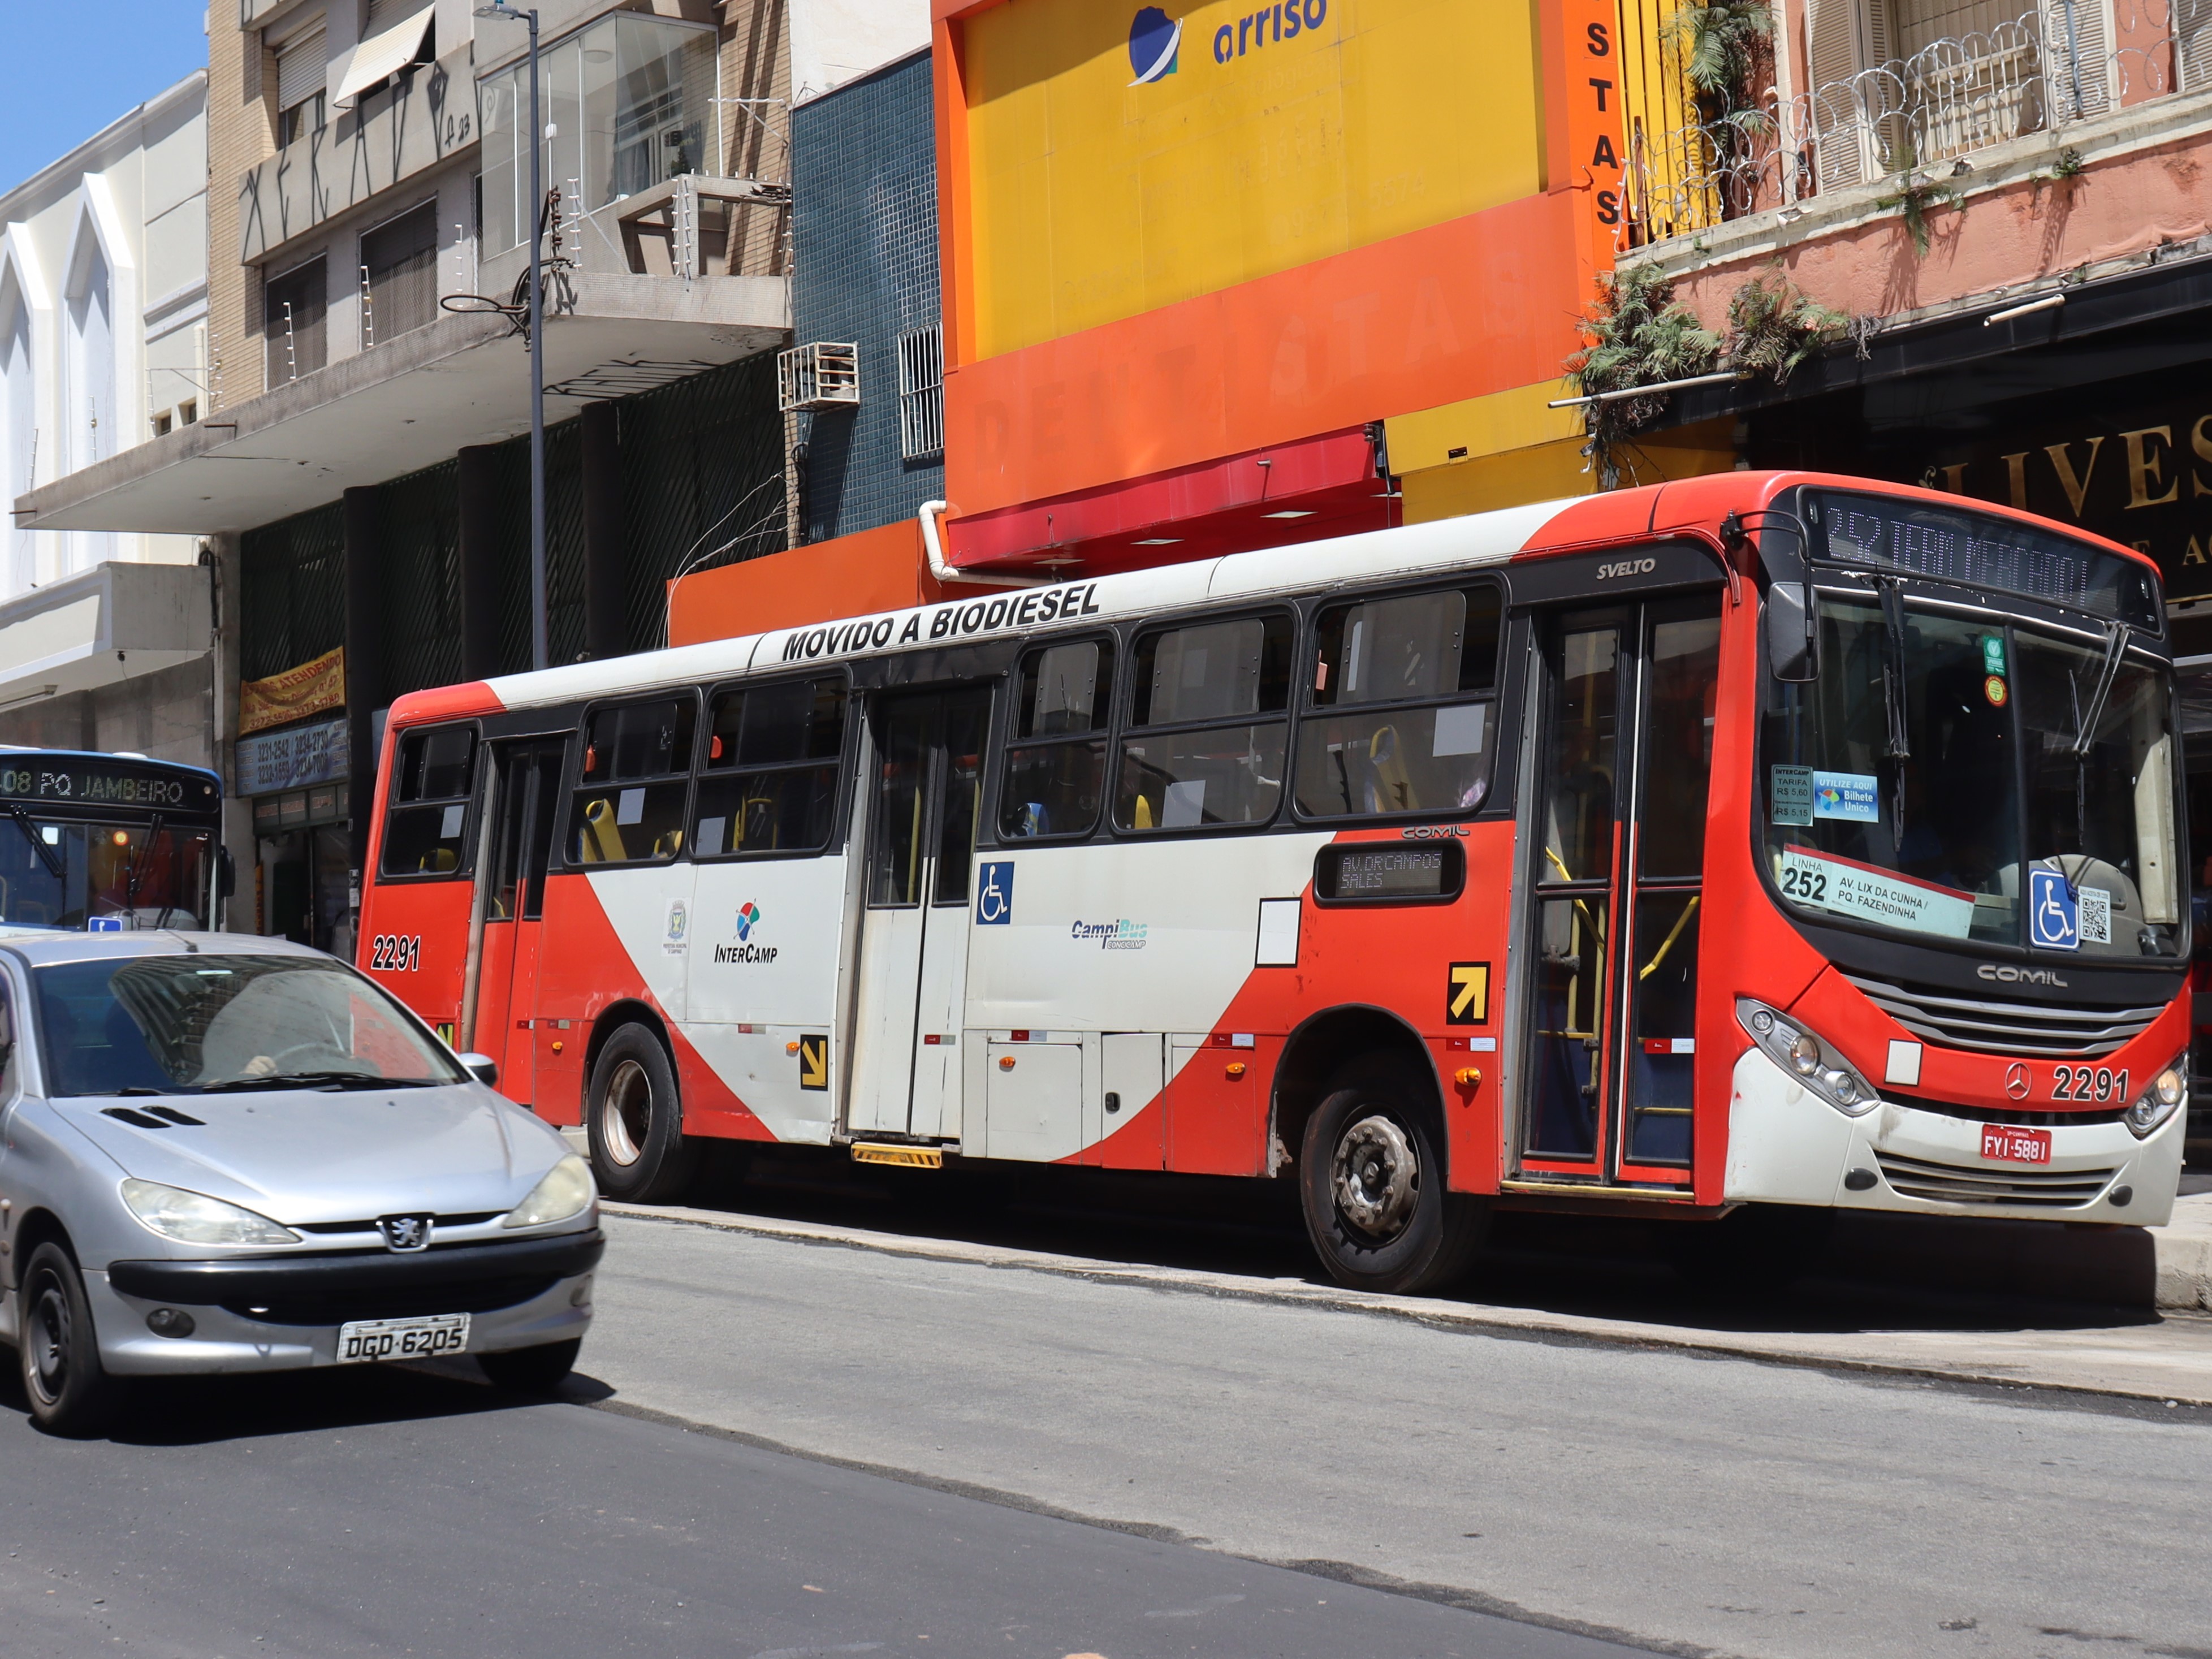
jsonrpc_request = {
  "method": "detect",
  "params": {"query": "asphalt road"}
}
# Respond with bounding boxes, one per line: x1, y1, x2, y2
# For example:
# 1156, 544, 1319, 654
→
0, 1361, 1633, 1659
576, 1190, 2212, 1659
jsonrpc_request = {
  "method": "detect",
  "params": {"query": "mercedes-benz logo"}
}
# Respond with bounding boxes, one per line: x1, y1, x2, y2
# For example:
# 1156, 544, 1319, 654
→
378, 1215, 434, 1252
2004, 1062, 2030, 1101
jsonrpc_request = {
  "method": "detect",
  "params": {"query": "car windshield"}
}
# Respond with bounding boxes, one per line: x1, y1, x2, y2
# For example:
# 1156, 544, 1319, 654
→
1760, 597, 2182, 960
0, 818, 214, 932
33, 955, 466, 1097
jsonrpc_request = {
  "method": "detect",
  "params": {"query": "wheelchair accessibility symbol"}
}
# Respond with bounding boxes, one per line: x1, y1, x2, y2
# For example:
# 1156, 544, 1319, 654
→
976, 861, 1014, 926
2029, 867, 2079, 951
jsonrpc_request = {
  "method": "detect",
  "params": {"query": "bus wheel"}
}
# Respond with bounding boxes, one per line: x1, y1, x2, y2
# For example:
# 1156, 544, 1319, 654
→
1299, 1057, 1484, 1295
586, 1025, 702, 1204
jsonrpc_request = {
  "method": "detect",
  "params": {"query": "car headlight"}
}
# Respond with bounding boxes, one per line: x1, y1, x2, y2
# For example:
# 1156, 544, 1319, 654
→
1737, 997, 1880, 1117
503, 1155, 595, 1229
120, 1179, 299, 1247
2124, 1057, 2188, 1140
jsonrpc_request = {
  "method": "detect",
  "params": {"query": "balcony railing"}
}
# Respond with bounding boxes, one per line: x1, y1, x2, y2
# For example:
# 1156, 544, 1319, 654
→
1622, 2, 2199, 248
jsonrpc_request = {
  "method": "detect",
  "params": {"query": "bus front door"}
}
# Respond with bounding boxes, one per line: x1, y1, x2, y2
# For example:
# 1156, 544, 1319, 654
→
1521, 597, 1721, 1187
847, 688, 991, 1142
471, 739, 567, 1113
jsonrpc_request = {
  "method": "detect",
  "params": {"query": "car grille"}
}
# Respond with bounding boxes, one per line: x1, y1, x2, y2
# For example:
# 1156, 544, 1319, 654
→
1873, 1151, 2117, 1208
1843, 973, 2162, 1058
221, 1275, 560, 1326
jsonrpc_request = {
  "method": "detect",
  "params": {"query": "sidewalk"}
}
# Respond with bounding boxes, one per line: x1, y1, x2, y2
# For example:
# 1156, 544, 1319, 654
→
598, 1192, 2212, 1409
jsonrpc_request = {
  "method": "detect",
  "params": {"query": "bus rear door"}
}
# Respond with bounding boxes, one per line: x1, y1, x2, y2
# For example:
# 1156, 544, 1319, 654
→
848, 688, 992, 1142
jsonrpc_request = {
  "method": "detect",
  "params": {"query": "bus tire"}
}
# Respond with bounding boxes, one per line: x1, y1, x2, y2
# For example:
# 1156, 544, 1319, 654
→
1299, 1056, 1484, 1295
586, 1025, 702, 1204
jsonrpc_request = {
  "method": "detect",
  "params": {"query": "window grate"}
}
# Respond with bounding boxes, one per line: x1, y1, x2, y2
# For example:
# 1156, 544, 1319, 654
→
777, 342, 859, 412
896, 323, 944, 461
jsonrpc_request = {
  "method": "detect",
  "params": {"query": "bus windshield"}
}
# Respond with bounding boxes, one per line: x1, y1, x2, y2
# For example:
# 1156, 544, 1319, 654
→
0, 818, 216, 932
1760, 597, 2182, 961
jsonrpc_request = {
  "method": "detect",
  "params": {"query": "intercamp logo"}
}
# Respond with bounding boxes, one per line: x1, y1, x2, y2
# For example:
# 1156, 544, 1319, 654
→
736, 901, 762, 941
1128, 6, 1181, 84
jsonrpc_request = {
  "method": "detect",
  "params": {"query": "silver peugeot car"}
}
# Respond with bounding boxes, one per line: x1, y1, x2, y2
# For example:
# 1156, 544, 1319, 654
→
0, 930, 600, 1433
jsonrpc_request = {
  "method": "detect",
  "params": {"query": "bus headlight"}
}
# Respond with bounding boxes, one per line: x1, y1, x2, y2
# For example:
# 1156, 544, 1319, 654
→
1737, 998, 1880, 1117
2124, 1059, 2187, 1140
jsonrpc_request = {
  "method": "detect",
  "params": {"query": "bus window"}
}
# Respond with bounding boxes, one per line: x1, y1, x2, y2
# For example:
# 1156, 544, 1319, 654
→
568, 697, 696, 865
1115, 615, 1293, 832
379, 725, 478, 878
1295, 586, 1501, 819
1000, 640, 1113, 839
694, 677, 846, 857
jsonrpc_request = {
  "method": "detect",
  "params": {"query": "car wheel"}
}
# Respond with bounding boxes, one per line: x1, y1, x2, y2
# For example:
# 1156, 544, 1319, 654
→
18, 1241, 122, 1436
478, 1338, 582, 1394
585, 1024, 701, 1203
1299, 1054, 1485, 1295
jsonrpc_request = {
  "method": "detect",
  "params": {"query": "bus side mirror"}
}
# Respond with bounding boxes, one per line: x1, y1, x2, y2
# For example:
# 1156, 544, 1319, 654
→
1768, 583, 1819, 682
218, 846, 237, 900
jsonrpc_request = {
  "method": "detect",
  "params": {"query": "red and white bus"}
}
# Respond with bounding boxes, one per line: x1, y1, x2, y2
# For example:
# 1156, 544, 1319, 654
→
358, 471, 2192, 1293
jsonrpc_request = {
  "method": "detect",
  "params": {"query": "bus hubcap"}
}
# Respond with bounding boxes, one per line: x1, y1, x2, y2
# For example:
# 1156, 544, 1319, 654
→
1333, 1114, 1419, 1241
599, 1060, 651, 1166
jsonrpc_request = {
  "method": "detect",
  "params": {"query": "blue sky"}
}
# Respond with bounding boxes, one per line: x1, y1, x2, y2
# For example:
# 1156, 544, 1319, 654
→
0, 3, 209, 191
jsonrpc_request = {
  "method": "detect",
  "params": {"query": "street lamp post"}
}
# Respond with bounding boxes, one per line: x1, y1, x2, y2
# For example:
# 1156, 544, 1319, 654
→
476, 1, 548, 672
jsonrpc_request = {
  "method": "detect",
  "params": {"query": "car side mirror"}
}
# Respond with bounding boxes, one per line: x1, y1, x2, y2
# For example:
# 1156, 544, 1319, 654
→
459, 1053, 499, 1088
218, 846, 236, 900
1768, 582, 1820, 682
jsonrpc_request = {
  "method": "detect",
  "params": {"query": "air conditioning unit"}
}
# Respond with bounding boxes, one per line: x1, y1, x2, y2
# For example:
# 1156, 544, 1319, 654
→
777, 342, 859, 412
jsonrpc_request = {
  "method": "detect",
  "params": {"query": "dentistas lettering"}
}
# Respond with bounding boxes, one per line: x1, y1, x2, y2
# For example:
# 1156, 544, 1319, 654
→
781, 584, 1106, 663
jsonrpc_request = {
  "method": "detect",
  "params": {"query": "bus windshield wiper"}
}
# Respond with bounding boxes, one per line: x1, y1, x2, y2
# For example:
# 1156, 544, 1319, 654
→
3, 803, 63, 880
2071, 620, 2128, 757
123, 811, 163, 918
1878, 579, 1912, 839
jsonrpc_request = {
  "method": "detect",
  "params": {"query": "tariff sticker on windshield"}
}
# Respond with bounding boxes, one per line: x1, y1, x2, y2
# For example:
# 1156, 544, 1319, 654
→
2078, 885, 2112, 944
1811, 771, 1881, 822
1778, 847, 1976, 939
1769, 765, 1814, 827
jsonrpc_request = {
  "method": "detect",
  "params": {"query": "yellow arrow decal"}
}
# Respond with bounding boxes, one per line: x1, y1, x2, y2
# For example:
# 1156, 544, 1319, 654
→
798, 1034, 828, 1091
1446, 962, 1489, 1025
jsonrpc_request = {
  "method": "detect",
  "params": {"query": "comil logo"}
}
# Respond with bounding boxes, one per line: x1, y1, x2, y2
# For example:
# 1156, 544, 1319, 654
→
1128, 6, 1182, 84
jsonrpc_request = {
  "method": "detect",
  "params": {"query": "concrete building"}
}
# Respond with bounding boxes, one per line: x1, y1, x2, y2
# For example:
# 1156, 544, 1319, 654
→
0, 71, 212, 766
16, 1, 806, 950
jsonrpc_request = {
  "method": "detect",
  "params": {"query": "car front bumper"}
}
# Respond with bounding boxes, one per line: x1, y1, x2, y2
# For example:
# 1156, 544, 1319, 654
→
89, 1229, 604, 1376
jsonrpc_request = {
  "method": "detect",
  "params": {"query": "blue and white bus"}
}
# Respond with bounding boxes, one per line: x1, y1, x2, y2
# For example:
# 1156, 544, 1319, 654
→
0, 750, 224, 932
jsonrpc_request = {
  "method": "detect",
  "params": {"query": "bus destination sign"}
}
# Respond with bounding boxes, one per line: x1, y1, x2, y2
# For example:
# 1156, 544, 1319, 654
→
1315, 842, 1465, 904
0, 759, 215, 813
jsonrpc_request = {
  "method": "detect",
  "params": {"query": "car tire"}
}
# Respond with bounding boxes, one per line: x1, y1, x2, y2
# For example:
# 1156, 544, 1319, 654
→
586, 1024, 702, 1203
18, 1241, 123, 1437
1299, 1053, 1486, 1295
478, 1338, 582, 1394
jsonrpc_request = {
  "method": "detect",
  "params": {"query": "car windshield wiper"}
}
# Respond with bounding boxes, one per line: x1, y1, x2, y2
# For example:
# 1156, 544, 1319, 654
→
3, 803, 63, 880
194, 1070, 432, 1094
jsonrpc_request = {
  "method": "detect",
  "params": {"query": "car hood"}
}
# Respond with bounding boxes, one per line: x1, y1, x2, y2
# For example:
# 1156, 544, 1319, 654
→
49, 1084, 571, 1226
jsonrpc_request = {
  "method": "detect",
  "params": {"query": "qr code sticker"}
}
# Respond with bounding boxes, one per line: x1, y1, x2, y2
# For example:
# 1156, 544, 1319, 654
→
2078, 886, 2111, 945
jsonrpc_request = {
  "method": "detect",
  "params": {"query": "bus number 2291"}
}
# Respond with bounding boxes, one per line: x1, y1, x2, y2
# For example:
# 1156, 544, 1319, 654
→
369, 934, 422, 972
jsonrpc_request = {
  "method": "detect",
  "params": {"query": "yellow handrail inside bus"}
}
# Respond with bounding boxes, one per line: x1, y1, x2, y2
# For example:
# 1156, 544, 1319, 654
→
1638, 894, 1700, 981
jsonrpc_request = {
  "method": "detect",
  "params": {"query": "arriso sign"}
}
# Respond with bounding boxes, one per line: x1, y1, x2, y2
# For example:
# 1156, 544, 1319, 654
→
1922, 403, 2212, 602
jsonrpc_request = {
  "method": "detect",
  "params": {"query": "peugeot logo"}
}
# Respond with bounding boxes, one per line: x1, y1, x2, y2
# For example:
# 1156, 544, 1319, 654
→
2004, 1063, 2031, 1101
378, 1215, 434, 1252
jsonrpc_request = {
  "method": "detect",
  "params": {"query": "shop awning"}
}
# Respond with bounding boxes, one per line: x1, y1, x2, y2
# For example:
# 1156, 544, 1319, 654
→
332, 5, 434, 109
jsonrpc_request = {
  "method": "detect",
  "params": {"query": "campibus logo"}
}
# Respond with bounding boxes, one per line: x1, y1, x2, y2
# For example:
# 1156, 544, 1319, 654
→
1128, 6, 1181, 84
